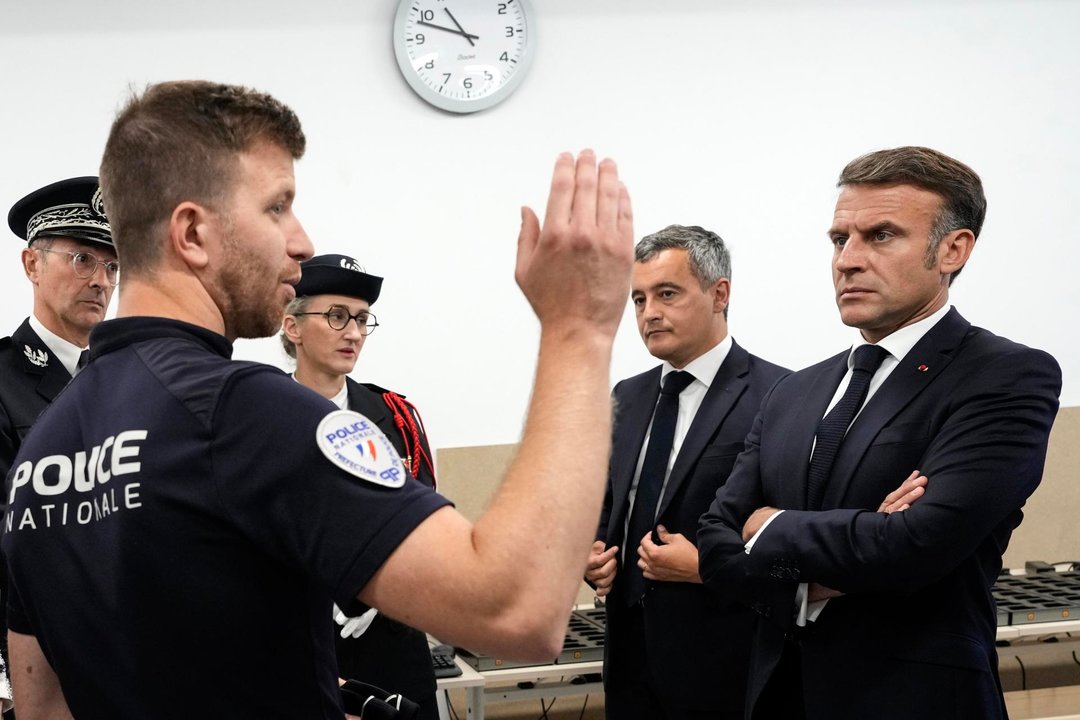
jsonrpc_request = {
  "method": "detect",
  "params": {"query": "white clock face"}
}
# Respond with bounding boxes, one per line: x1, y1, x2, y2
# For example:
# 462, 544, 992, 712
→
393, 0, 534, 114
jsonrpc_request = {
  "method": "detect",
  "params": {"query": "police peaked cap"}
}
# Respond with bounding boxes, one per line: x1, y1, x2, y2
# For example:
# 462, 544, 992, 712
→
295, 254, 383, 304
7, 176, 113, 248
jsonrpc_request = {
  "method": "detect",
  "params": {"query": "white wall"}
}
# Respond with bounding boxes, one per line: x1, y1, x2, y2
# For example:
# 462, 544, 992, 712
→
1, 0, 1076, 451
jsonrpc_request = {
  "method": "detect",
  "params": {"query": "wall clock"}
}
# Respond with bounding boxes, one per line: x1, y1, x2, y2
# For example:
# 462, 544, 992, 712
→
393, 0, 535, 114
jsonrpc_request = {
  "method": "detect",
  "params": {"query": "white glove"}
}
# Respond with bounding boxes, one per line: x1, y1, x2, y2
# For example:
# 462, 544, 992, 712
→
333, 604, 378, 639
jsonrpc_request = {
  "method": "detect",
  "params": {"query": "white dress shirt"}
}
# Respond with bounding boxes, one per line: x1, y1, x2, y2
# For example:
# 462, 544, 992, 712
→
621, 335, 733, 556
29, 314, 86, 378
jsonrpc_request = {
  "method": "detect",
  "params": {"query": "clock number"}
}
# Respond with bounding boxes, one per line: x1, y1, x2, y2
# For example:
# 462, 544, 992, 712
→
497, 2, 507, 13
420, 9, 435, 21
425, 59, 435, 69
415, 33, 425, 45
484, 70, 494, 80
499, 51, 509, 62
442, 73, 451, 83
463, 77, 473, 90
505, 26, 515, 37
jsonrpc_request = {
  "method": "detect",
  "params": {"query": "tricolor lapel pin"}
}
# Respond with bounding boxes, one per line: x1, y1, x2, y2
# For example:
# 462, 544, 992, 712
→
917, 364, 929, 372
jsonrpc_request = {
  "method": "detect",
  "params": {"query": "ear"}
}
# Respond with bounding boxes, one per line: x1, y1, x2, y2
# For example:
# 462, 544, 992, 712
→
281, 314, 303, 346
168, 201, 215, 271
937, 229, 976, 277
21, 246, 41, 283
712, 277, 731, 315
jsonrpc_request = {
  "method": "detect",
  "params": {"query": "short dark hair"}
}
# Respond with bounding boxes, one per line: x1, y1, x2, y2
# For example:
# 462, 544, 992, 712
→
838, 146, 985, 283
635, 224, 732, 318
99, 80, 306, 275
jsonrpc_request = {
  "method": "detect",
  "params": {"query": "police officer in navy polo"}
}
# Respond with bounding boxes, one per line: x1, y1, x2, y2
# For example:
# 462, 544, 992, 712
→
3, 80, 633, 720
0, 176, 115, 716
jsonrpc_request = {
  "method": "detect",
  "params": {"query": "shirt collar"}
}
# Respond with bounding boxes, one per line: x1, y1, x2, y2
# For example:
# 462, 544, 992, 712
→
660, 334, 733, 389
330, 381, 349, 409
290, 373, 348, 409
848, 303, 952, 366
29, 314, 84, 376
89, 317, 234, 361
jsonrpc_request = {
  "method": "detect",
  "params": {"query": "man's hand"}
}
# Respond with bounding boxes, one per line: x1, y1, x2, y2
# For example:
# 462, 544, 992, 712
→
516, 150, 634, 340
638, 525, 701, 583
878, 470, 928, 513
585, 540, 618, 597
741, 506, 780, 543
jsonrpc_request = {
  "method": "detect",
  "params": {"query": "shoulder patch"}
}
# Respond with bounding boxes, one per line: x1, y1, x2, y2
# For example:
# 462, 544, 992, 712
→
316, 409, 406, 488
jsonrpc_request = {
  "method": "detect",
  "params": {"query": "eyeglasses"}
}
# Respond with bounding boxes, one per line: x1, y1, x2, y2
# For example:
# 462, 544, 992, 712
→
39, 248, 120, 286
295, 306, 379, 335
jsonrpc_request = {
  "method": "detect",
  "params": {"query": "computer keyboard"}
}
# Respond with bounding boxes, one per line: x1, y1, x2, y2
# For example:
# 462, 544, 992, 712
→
431, 644, 462, 678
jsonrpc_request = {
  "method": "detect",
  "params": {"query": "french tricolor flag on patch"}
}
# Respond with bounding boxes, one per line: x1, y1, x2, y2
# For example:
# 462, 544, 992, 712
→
355, 439, 378, 460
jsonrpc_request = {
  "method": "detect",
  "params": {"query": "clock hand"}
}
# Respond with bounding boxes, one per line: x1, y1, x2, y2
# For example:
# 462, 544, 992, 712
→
416, 19, 479, 42
443, 8, 476, 48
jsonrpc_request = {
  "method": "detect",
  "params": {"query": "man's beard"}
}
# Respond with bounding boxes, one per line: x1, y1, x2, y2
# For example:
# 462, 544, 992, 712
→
214, 229, 286, 340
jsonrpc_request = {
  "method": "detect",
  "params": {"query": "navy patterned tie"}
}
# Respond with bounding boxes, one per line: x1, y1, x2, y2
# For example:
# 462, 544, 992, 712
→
806, 345, 889, 511
622, 370, 696, 605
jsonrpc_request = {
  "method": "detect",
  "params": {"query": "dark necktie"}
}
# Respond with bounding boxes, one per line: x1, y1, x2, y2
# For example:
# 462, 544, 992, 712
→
75, 349, 90, 376
806, 344, 889, 511
622, 370, 696, 605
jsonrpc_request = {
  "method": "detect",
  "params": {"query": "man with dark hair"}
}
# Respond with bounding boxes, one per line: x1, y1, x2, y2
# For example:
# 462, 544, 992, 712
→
587, 225, 787, 719
3, 80, 635, 720
0, 176, 116, 715
698, 146, 1061, 719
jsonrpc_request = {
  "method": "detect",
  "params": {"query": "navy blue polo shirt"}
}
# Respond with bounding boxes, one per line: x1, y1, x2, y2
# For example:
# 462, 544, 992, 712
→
2, 317, 450, 719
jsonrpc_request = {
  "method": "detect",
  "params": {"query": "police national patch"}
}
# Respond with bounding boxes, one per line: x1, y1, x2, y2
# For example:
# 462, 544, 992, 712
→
316, 410, 406, 488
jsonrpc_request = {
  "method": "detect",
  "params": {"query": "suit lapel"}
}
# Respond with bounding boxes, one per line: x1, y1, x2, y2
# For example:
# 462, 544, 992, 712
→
776, 353, 849, 509
656, 342, 750, 519
13, 319, 72, 402
345, 379, 393, 436
607, 368, 661, 545
822, 309, 971, 509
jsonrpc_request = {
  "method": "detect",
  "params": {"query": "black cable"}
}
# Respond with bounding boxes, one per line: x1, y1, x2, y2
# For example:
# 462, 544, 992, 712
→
444, 689, 460, 720
1016, 654, 1027, 691
577, 693, 590, 720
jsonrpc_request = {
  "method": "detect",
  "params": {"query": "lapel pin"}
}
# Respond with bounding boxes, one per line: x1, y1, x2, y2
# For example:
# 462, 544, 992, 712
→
917, 364, 929, 372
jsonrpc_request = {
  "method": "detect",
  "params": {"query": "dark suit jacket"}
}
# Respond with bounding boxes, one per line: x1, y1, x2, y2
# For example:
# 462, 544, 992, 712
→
698, 309, 1062, 720
597, 340, 788, 715
333, 378, 438, 716
1, 318, 75, 695
1, 318, 74, 490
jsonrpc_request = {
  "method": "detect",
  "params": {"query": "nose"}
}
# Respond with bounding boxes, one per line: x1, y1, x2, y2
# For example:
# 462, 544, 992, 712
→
834, 236, 866, 274
86, 261, 111, 288
287, 215, 314, 263
641, 295, 662, 322
342, 318, 365, 339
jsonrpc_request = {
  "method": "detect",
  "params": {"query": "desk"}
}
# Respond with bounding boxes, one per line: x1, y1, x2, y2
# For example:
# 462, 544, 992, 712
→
434, 616, 1080, 719
436, 654, 601, 720
997, 619, 1080, 642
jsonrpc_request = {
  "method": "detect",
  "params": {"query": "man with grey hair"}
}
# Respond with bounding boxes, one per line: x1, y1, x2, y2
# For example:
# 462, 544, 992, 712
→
0, 176, 116, 717
586, 224, 787, 719
698, 147, 1061, 719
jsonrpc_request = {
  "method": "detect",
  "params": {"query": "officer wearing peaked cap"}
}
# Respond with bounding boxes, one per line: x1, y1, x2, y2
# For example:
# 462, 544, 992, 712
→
0, 177, 116, 716
281, 253, 440, 720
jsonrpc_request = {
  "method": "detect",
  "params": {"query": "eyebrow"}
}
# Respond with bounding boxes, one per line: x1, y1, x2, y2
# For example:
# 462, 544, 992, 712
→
863, 220, 906, 236
827, 220, 906, 239
631, 281, 683, 296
